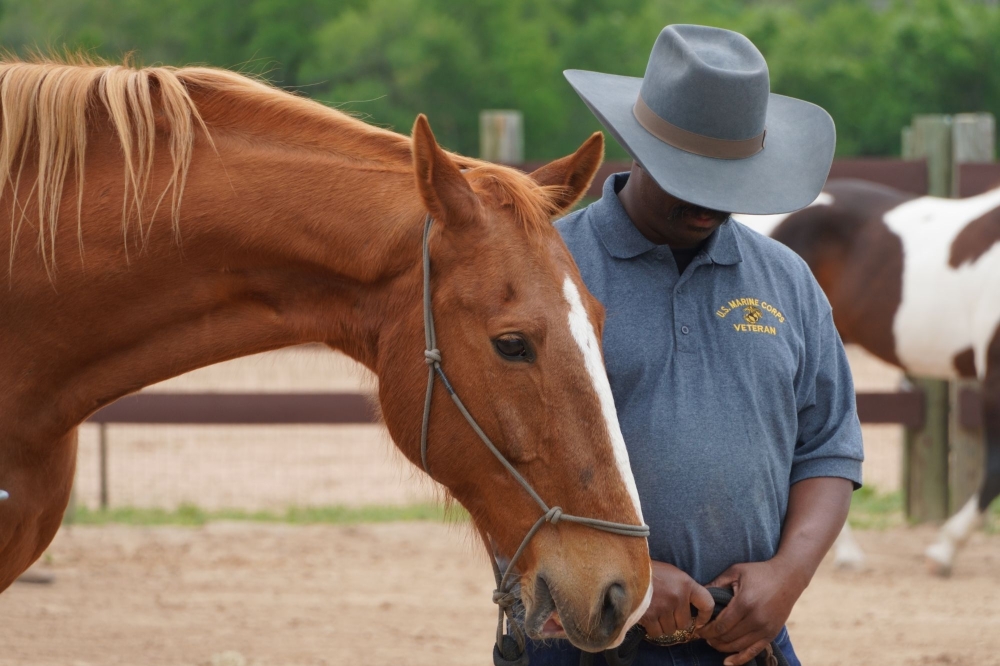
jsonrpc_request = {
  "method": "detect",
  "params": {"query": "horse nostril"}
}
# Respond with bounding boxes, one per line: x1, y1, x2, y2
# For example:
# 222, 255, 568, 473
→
530, 573, 558, 628
600, 581, 627, 636
534, 573, 554, 607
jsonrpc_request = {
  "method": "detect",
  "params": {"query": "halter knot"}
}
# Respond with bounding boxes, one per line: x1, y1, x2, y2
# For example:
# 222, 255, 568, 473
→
545, 506, 564, 524
492, 589, 518, 607
424, 349, 442, 365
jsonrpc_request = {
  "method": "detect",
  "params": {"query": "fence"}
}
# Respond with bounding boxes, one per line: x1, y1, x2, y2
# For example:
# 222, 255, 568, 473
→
70, 347, 441, 515
81, 376, 981, 504
75, 344, 972, 517
72, 350, 981, 510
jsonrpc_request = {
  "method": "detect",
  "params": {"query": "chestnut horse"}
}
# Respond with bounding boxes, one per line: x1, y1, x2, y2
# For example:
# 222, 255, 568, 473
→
735, 179, 1000, 575
0, 58, 652, 651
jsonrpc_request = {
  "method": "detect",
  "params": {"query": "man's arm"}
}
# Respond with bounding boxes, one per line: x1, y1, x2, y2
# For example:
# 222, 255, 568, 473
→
698, 476, 853, 665
697, 286, 863, 665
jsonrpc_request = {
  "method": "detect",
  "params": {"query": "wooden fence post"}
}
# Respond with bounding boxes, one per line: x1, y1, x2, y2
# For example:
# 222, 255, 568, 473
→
902, 378, 951, 521
479, 110, 524, 163
947, 113, 993, 512
899, 113, 994, 520
906, 115, 952, 196
949, 380, 985, 512
951, 113, 995, 196
900, 115, 952, 522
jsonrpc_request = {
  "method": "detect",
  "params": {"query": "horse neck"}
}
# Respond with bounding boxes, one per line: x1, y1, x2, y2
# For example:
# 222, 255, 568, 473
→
2, 129, 426, 443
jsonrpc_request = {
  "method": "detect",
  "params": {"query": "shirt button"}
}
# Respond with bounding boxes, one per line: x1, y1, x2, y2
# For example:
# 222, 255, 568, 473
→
681, 325, 690, 335
654, 250, 664, 259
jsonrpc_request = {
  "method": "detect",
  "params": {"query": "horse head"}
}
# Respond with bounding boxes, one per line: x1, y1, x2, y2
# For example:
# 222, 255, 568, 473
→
375, 115, 651, 652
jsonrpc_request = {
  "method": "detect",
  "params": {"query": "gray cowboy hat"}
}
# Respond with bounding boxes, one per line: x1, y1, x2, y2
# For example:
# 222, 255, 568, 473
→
565, 24, 835, 215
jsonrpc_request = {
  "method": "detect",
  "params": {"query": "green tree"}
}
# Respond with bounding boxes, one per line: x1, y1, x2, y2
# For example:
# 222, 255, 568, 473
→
2, 0, 998, 158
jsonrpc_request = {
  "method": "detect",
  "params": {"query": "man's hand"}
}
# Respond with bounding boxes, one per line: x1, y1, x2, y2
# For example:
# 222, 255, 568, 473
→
639, 560, 716, 639
697, 560, 805, 665
697, 477, 854, 665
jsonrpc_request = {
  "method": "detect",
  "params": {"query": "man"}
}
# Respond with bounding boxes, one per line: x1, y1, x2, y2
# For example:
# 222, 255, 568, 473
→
529, 25, 864, 666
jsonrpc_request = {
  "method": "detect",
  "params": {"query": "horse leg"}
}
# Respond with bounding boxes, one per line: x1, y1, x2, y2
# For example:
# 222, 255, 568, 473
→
924, 494, 984, 576
833, 522, 866, 571
977, 346, 1000, 513
0, 431, 77, 592
925, 344, 1000, 577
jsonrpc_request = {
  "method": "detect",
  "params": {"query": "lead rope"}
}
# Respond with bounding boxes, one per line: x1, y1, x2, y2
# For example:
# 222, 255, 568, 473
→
418, 215, 650, 666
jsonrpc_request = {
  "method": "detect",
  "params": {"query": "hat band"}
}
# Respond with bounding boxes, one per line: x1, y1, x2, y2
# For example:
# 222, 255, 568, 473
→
633, 95, 766, 160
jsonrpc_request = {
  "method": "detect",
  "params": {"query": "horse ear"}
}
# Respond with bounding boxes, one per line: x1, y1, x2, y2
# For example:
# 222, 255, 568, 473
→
529, 132, 604, 216
412, 114, 480, 226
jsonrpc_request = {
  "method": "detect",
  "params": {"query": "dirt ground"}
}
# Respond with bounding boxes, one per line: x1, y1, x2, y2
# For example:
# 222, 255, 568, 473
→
1, 522, 997, 666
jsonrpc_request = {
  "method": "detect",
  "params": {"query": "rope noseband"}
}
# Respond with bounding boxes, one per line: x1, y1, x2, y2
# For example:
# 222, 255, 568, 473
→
418, 215, 650, 666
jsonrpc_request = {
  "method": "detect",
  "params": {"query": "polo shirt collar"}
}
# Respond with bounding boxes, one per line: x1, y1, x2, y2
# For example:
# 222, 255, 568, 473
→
702, 216, 743, 266
591, 173, 658, 259
590, 172, 743, 265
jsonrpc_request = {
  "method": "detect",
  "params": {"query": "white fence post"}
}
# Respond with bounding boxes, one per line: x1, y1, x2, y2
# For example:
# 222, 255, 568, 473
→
479, 110, 524, 163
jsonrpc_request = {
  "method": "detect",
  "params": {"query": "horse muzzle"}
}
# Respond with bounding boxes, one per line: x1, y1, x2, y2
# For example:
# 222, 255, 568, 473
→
524, 571, 645, 653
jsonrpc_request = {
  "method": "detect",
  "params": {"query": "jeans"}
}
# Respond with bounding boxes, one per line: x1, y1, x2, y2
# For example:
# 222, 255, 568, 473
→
524, 627, 801, 666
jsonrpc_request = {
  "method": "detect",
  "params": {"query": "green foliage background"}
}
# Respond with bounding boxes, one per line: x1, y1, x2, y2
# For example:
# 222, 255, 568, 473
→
2, 0, 998, 159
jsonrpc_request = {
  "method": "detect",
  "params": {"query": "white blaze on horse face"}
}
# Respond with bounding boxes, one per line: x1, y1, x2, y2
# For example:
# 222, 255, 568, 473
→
732, 192, 834, 236
562, 276, 643, 521
883, 188, 1000, 379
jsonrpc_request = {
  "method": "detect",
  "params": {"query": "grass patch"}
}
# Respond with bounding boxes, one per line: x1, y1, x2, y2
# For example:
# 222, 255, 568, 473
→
847, 487, 905, 530
986, 499, 1000, 534
70, 503, 467, 527
66, 492, 1000, 531
848, 487, 1000, 532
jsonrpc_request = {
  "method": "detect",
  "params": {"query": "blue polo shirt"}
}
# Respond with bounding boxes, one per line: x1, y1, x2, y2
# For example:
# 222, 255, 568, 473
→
557, 173, 864, 584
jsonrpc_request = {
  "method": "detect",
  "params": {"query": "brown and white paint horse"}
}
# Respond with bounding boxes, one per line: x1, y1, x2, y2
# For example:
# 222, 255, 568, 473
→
0, 58, 652, 650
735, 179, 1000, 575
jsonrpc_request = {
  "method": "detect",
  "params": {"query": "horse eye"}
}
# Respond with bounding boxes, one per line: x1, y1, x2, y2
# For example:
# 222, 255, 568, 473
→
493, 335, 534, 363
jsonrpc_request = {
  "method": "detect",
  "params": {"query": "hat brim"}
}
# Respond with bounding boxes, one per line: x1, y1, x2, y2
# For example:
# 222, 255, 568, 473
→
564, 69, 836, 215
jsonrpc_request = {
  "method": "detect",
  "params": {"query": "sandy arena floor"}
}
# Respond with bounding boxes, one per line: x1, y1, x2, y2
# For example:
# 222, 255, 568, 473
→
1, 522, 998, 666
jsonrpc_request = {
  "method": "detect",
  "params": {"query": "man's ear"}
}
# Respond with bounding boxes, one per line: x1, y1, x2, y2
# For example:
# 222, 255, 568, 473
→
529, 132, 604, 217
412, 114, 480, 225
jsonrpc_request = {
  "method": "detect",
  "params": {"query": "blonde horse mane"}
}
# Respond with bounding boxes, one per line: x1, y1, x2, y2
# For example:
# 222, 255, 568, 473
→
0, 54, 562, 277
1, 54, 205, 275
0, 54, 381, 275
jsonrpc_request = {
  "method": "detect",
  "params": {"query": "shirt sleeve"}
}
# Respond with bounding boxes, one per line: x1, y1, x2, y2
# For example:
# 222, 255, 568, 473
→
791, 306, 865, 488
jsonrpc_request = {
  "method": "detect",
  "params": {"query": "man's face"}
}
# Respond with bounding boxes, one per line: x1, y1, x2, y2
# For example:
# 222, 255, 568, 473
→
662, 193, 730, 244
619, 163, 730, 248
